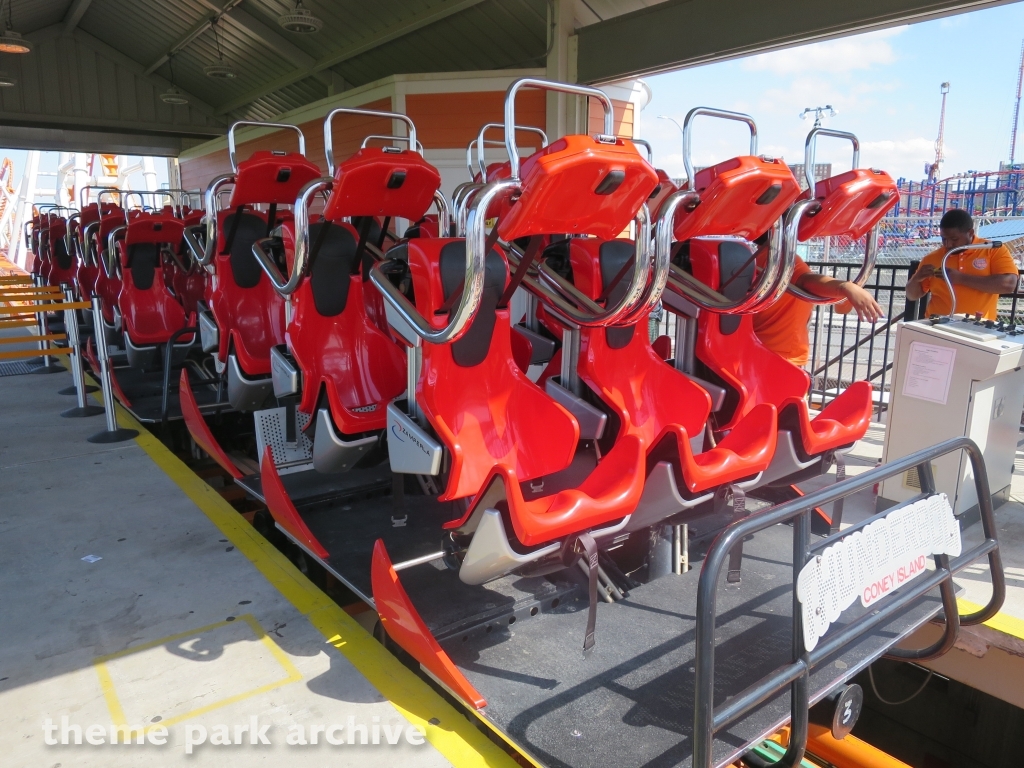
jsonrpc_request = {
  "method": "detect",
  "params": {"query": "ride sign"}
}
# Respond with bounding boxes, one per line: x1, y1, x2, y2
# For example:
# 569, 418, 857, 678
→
796, 493, 961, 651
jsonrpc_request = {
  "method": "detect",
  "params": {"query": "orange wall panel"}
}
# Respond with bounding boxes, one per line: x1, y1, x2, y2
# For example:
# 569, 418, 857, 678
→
406, 90, 546, 151
179, 98, 392, 194
588, 99, 634, 139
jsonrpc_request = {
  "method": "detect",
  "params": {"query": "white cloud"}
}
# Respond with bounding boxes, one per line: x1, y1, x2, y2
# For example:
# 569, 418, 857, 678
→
860, 138, 937, 179
742, 28, 905, 75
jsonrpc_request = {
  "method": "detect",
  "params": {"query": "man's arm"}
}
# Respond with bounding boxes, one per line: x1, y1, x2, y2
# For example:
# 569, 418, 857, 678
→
794, 272, 884, 321
905, 263, 935, 301
945, 269, 1019, 294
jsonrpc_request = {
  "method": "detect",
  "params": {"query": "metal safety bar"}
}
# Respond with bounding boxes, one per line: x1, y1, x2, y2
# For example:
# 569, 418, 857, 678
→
60, 285, 104, 418
633, 138, 654, 163
228, 121, 306, 172
504, 78, 613, 179
79, 185, 122, 209
692, 436, 1004, 768
360, 134, 424, 153
682, 107, 758, 192
472, 122, 548, 179
802, 128, 860, 195
325, 108, 416, 177
786, 128, 877, 306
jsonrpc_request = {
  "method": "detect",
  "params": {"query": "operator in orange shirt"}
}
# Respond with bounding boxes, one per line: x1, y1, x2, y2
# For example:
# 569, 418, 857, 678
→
752, 253, 883, 367
906, 209, 1019, 319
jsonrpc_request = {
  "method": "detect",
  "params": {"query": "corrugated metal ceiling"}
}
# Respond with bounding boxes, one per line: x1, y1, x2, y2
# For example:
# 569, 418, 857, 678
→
8, 0, 566, 125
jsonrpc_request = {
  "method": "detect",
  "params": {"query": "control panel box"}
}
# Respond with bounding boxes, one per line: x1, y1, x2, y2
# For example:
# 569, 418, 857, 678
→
880, 317, 1024, 516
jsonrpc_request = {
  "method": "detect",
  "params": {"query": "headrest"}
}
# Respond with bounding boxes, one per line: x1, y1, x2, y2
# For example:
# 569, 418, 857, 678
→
672, 156, 800, 242
497, 135, 658, 242
798, 168, 898, 240
323, 147, 441, 221
48, 217, 67, 240
407, 238, 508, 328
98, 207, 127, 242
80, 203, 102, 227
564, 238, 640, 303
229, 150, 322, 208
125, 213, 185, 246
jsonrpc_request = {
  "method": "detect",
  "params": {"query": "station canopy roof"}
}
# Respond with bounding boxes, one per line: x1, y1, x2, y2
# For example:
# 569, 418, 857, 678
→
0, 0, 1015, 155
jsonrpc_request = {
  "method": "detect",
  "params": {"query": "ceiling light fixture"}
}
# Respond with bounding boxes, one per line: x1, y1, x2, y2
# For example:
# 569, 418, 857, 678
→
0, 70, 17, 87
278, 1, 323, 34
160, 55, 189, 105
204, 20, 236, 79
0, 2, 31, 53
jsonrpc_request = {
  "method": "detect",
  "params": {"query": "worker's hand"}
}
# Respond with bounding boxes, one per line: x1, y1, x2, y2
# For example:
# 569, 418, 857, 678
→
839, 282, 884, 322
908, 263, 935, 286
942, 267, 966, 285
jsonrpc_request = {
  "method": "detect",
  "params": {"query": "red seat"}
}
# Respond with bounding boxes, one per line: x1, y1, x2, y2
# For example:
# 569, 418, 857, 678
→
410, 238, 580, 501
93, 205, 127, 325
567, 238, 778, 494
117, 212, 190, 346
44, 214, 78, 286
798, 168, 898, 241
672, 155, 801, 242
690, 239, 871, 456
433, 135, 656, 546
209, 149, 321, 375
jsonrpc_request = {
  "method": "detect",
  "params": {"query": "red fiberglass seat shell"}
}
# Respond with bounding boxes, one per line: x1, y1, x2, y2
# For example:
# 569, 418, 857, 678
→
281, 221, 406, 434
410, 238, 580, 503
117, 213, 189, 345
45, 215, 77, 286
798, 168, 899, 241
283, 146, 438, 433
94, 206, 127, 324
568, 238, 778, 494
690, 240, 872, 456
210, 150, 320, 375
672, 156, 801, 242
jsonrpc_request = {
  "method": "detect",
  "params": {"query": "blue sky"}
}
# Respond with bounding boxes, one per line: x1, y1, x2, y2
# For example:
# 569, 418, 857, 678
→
639, 3, 1024, 183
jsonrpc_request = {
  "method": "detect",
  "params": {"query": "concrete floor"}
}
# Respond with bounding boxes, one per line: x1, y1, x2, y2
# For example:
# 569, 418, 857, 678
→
0, 358, 497, 768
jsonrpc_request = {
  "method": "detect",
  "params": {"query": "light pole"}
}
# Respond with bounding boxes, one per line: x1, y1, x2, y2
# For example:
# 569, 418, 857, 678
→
799, 105, 837, 128
658, 114, 685, 184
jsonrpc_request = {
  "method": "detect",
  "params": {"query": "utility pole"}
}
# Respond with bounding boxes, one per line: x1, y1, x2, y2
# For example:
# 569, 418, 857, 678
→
927, 82, 950, 183
1011, 42, 1024, 164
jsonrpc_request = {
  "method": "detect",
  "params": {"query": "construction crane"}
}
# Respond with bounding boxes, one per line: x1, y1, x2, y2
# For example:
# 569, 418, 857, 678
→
926, 82, 950, 183
1011, 41, 1024, 165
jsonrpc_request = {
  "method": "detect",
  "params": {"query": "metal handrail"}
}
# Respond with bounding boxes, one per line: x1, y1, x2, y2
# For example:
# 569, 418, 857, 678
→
682, 107, 758, 192
504, 78, 614, 179
325, 107, 416, 177
228, 120, 306, 172
786, 222, 880, 305
252, 176, 332, 297
692, 436, 1004, 768
803, 128, 860, 194
472, 122, 548, 179
370, 178, 514, 345
197, 173, 235, 268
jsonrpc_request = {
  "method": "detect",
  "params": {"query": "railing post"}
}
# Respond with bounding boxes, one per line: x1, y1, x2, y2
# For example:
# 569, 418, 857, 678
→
29, 274, 65, 374
57, 282, 98, 396
60, 287, 104, 418
87, 296, 139, 444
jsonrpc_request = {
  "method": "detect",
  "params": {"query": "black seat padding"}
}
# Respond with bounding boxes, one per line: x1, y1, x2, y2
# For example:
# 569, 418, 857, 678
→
308, 222, 359, 317
599, 239, 637, 349
128, 243, 159, 290
226, 212, 270, 289
717, 241, 756, 335
54, 237, 72, 270
439, 241, 506, 368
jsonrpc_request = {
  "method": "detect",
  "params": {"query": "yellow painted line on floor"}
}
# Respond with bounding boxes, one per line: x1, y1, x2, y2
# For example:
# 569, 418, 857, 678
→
94, 614, 301, 732
958, 598, 1024, 641
102, 396, 517, 768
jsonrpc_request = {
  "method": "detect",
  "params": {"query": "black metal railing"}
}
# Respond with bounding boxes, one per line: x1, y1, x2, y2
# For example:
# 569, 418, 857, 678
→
807, 261, 1024, 418
692, 436, 1005, 768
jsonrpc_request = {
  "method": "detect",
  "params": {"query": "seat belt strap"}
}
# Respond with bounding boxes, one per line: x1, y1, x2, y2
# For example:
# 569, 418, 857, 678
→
562, 531, 599, 657
308, 219, 334, 268
497, 235, 541, 309
265, 203, 278, 237
353, 216, 373, 277
220, 205, 246, 255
